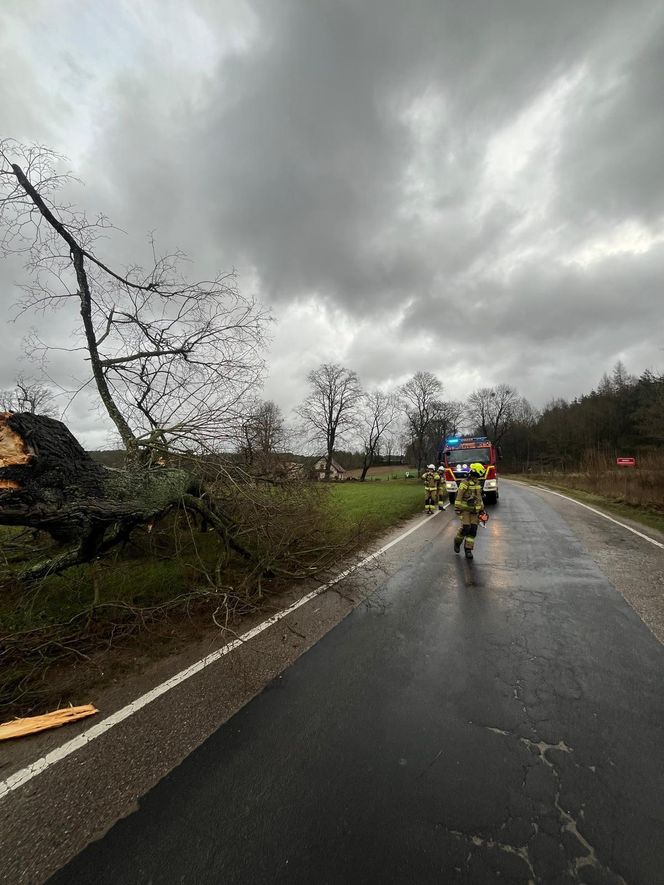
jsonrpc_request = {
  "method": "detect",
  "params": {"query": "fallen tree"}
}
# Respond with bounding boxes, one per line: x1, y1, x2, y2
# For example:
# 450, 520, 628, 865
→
0, 143, 345, 591
0, 411, 245, 580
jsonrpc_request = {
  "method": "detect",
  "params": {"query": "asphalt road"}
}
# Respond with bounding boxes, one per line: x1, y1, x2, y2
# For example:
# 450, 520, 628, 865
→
41, 483, 664, 883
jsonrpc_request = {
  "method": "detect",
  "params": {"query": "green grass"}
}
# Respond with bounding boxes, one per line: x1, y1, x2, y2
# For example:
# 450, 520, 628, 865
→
510, 476, 664, 536
326, 478, 425, 539
0, 482, 424, 642
0, 524, 224, 629
0, 480, 428, 714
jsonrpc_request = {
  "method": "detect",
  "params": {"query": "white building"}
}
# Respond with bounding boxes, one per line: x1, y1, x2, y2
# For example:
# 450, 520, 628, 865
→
313, 457, 346, 481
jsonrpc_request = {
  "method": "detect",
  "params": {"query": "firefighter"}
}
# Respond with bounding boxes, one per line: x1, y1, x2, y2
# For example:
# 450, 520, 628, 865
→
422, 464, 439, 514
437, 464, 448, 510
454, 462, 486, 559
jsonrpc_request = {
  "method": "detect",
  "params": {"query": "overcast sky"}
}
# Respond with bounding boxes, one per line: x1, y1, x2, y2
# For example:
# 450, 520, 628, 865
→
1, 0, 663, 448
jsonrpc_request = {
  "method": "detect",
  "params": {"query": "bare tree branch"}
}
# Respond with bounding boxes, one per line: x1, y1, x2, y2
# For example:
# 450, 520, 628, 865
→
0, 375, 57, 416
296, 363, 363, 481
0, 139, 269, 462
359, 390, 398, 480
400, 371, 443, 471
466, 384, 524, 444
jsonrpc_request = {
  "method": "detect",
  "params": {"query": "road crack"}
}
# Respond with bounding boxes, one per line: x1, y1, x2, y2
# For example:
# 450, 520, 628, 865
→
519, 736, 627, 884
466, 722, 628, 883
447, 828, 536, 884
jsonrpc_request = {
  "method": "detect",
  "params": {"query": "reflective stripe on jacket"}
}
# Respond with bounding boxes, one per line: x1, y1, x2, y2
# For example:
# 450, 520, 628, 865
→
422, 470, 439, 490
455, 479, 483, 511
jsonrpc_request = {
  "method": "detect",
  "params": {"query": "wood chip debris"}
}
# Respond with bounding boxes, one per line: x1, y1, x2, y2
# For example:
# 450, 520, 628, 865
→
0, 704, 99, 741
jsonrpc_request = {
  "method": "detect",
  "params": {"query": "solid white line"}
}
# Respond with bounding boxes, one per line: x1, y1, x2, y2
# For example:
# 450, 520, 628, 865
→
0, 507, 445, 800
526, 483, 664, 550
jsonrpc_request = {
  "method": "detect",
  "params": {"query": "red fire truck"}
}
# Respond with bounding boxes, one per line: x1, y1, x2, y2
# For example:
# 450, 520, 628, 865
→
440, 436, 500, 505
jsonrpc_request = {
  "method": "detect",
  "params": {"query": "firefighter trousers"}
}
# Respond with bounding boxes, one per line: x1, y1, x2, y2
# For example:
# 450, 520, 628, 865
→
424, 487, 437, 513
455, 515, 479, 550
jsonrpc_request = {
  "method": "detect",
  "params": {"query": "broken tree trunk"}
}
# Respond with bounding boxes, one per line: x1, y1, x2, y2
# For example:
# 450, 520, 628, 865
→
0, 412, 237, 580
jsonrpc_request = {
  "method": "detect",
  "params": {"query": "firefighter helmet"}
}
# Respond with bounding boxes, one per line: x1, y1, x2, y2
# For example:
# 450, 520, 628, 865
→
469, 463, 486, 477
427, 464, 435, 470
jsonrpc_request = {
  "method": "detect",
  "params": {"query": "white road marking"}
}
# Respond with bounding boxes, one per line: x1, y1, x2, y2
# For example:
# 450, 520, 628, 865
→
1, 506, 448, 800
528, 484, 664, 550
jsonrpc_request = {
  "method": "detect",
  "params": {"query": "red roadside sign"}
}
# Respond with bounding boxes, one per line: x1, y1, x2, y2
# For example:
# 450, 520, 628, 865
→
616, 457, 636, 467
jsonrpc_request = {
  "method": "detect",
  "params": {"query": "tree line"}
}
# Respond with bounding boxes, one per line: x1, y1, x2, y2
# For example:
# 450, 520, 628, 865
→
499, 362, 664, 471
236, 367, 531, 479
241, 360, 663, 479
10, 355, 658, 482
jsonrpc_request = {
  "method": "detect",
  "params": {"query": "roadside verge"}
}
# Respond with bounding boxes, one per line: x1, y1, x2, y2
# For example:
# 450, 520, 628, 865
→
508, 475, 664, 536
508, 479, 664, 645
0, 506, 453, 885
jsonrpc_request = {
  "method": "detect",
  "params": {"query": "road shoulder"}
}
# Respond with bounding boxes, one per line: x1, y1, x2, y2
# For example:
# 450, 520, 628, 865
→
510, 480, 664, 643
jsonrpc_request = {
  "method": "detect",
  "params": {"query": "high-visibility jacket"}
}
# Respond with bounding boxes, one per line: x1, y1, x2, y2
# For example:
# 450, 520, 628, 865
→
422, 470, 439, 491
455, 478, 483, 524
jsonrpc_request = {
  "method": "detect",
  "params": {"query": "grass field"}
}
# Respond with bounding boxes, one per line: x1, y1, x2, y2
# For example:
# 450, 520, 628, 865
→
327, 477, 425, 538
0, 477, 428, 714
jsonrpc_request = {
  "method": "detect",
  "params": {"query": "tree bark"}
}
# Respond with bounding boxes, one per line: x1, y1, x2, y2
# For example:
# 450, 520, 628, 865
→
0, 412, 242, 580
10, 162, 140, 462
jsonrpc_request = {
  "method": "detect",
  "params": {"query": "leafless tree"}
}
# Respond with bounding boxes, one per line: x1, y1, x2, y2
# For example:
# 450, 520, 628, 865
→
383, 430, 399, 465
296, 363, 363, 481
359, 390, 398, 481
239, 400, 286, 471
0, 375, 57, 416
466, 384, 525, 444
0, 139, 268, 464
400, 371, 443, 471
427, 399, 464, 462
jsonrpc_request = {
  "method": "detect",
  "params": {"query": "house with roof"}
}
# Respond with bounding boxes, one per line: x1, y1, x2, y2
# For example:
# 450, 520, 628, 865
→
312, 456, 346, 481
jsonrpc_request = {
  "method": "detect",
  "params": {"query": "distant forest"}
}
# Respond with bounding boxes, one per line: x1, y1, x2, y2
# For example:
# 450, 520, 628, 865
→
334, 363, 664, 473
90, 362, 664, 475
500, 364, 663, 471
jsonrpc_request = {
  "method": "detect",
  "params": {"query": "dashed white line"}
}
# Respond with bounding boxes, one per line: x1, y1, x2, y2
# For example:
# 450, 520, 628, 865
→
0, 506, 448, 800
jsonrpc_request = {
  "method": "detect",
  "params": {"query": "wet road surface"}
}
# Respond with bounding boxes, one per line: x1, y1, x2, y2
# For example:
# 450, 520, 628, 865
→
46, 483, 664, 883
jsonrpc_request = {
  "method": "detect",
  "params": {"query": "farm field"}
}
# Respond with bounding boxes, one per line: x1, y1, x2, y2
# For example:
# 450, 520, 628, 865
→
327, 477, 424, 539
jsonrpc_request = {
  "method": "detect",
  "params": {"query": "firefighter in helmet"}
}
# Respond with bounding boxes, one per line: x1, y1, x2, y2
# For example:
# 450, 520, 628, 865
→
454, 462, 486, 559
437, 464, 448, 510
422, 464, 439, 514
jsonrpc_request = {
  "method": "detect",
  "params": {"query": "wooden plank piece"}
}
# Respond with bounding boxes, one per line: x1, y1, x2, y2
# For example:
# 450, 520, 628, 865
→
0, 704, 98, 740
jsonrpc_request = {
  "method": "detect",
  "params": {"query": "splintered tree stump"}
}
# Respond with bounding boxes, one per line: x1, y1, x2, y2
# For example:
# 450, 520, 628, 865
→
0, 412, 205, 578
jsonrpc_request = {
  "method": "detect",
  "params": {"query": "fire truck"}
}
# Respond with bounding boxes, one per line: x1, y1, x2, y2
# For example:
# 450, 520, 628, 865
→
440, 436, 500, 505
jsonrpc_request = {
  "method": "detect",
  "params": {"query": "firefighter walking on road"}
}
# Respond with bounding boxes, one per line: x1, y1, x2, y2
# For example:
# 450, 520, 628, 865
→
422, 464, 439, 514
454, 462, 486, 560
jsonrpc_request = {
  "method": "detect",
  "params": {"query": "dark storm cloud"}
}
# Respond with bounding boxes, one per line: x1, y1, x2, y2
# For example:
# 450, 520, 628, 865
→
87, 0, 637, 305
2, 0, 664, 443
187, 0, 629, 311
555, 15, 664, 224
